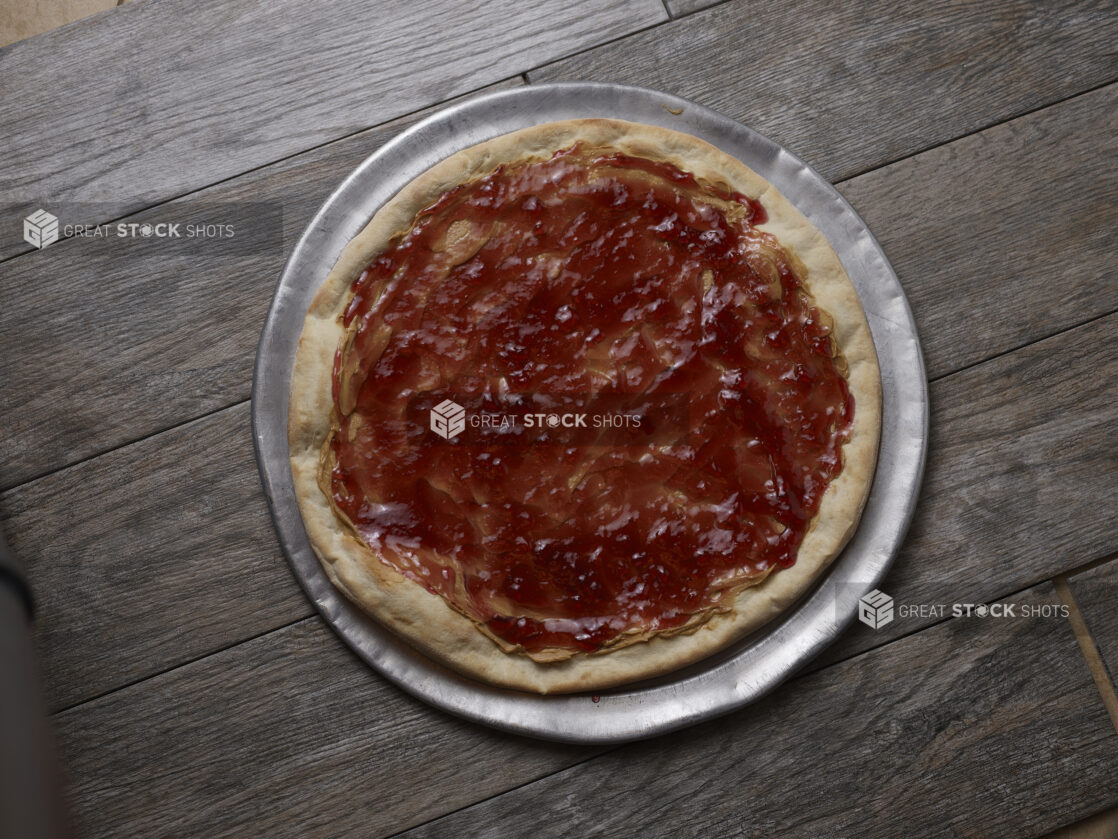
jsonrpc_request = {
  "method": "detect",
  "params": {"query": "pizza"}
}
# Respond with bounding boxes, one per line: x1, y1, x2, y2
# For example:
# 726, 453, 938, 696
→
288, 118, 881, 693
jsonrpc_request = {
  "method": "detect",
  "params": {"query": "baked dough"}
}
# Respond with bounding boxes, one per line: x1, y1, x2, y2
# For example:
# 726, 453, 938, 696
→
289, 119, 881, 693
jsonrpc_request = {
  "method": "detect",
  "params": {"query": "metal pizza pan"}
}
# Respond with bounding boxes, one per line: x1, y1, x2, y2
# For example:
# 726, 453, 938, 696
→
251, 82, 928, 744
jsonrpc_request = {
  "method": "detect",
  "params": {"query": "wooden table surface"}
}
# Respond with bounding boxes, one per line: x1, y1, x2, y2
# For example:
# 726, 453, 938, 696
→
1, 1, 1116, 836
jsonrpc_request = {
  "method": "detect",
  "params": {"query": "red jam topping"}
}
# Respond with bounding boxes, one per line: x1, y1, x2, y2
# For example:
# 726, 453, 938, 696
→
328, 145, 853, 654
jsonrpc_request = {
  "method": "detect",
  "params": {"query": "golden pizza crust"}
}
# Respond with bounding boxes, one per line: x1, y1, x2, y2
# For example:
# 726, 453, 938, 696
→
288, 118, 882, 693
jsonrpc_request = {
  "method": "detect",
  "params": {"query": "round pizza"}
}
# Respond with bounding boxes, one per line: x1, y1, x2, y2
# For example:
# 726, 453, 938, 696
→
288, 118, 881, 693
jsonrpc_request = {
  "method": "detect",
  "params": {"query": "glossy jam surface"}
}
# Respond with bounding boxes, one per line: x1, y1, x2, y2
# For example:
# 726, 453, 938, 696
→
329, 145, 853, 653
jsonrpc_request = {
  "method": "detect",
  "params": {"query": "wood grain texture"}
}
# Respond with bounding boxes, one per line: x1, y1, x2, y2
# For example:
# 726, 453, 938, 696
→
817, 313, 1118, 668
0, 0, 666, 260
840, 83, 1118, 379
2, 80, 1112, 492
394, 584, 1118, 839
0, 402, 308, 711
530, 0, 1118, 184
52, 617, 600, 839
0, 79, 522, 492
1069, 560, 1118, 690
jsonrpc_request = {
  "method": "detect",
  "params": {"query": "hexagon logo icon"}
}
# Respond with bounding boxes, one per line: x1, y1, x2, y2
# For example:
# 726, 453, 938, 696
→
858, 589, 894, 629
24, 209, 59, 249
430, 399, 466, 440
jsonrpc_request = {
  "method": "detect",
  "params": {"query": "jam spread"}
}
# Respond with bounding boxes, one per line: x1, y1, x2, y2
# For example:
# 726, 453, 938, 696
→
328, 145, 853, 655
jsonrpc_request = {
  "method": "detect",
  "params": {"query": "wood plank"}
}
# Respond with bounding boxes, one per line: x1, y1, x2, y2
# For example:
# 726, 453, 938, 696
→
3, 82, 1112, 492
0, 0, 666, 260
0, 402, 308, 711
1069, 560, 1118, 689
0, 79, 522, 492
530, 0, 1118, 184
840, 84, 1118, 379
816, 313, 1118, 668
393, 584, 1118, 838
52, 616, 601, 839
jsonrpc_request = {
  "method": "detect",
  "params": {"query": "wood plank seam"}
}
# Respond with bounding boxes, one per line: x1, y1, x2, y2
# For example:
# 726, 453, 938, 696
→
0, 399, 240, 497
0, 74, 528, 272
1062, 551, 1118, 582
525, 6, 1118, 186
924, 307, 1118, 386
1054, 576, 1118, 736
825, 77, 1118, 185
667, 0, 728, 19
48, 612, 312, 718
